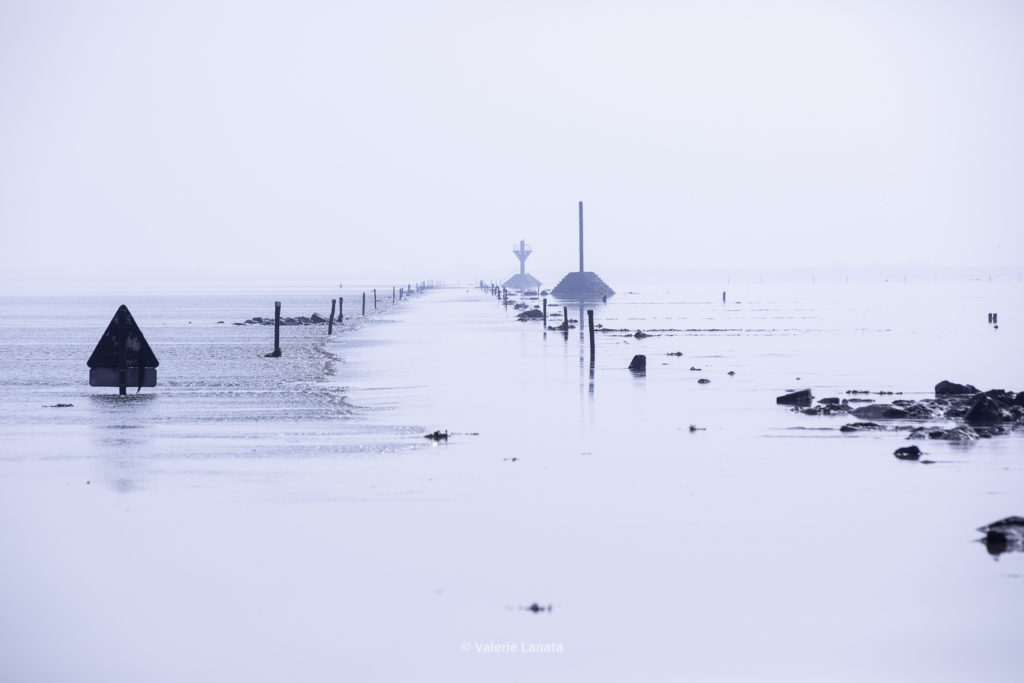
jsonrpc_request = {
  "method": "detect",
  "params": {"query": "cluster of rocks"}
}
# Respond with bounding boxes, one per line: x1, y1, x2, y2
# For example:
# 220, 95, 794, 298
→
236, 314, 330, 326
516, 308, 545, 321
779, 380, 1024, 441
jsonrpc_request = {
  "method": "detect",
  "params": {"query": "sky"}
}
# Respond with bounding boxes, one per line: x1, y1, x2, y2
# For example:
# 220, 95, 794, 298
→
1, 0, 1022, 290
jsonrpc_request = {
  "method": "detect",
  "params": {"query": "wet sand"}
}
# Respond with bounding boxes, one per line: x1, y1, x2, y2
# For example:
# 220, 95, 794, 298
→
1, 282, 1022, 682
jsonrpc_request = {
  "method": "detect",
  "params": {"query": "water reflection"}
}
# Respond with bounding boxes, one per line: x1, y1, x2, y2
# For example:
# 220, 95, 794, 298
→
89, 393, 155, 493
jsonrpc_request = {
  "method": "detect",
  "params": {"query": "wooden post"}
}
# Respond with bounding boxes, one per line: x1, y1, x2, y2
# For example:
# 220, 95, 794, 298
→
271, 301, 282, 357
328, 299, 336, 335
362, 292, 366, 315
338, 297, 343, 323
543, 297, 547, 327
588, 309, 595, 359
503, 287, 508, 307
374, 289, 377, 310
117, 306, 128, 395
392, 286, 395, 303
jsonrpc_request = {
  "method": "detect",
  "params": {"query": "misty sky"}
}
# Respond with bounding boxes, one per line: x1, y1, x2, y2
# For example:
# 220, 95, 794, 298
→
1, 0, 1022, 288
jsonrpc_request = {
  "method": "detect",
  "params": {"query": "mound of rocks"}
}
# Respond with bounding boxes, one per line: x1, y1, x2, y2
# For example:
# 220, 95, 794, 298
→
785, 380, 1023, 441
238, 314, 330, 326
516, 308, 545, 321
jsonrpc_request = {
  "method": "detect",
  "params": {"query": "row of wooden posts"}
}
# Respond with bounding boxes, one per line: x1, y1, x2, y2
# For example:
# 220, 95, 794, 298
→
483, 282, 597, 362
268, 282, 429, 357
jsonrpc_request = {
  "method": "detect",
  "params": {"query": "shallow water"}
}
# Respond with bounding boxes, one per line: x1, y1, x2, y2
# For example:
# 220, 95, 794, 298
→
0, 276, 1021, 682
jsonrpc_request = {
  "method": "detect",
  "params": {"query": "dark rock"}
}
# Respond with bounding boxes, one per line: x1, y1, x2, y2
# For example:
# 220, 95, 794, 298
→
666, 351, 683, 357
634, 330, 650, 339
901, 401, 947, 419
840, 422, 885, 432
689, 366, 702, 371
908, 426, 979, 441
977, 516, 1024, 557
965, 395, 1014, 425
981, 389, 1014, 403
1013, 392, 1024, 408
45, 403, 74, 408
893, 445, 922, 460
727, 370, 735, 376
851, 404, 909, 419
516, 309, 545, 321
818, 397, 840, 405
935, 380, 979, 395
698, 378, 711, 384
776, 389, 813, 407
424, 430, 448, 441
628, 355, 646, 372
310, 313, 327, 323
800, 403, 852, 416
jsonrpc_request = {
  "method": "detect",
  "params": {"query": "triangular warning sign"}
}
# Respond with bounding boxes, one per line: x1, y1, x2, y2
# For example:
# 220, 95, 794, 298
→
87, 305, 160, 369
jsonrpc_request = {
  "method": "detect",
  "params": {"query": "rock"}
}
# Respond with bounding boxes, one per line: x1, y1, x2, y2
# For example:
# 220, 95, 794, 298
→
698, 378, 711, 384
908, 426, 979, 441
666, 351, 683, 357
818, 397, 840, 405
977, 516, 1024, 557
516, 309, 545, 321
801, 402, 852, 416
634, 330, 650, 338
851, 404, 909, 419
776, 389, 813, 407
727, 370, 735, 376
965, 395, 1014, 425
45, 403, 74, 408
893, 445, 922, 460
689, 366, 702, 371
628, 355, 646, 371
840, 422, 885, 432
981, 389, 1014, 403
424, 430, 449, 441
310, 313, 327, 323
1013, 392, 1024, 408
935, 380, 978, 395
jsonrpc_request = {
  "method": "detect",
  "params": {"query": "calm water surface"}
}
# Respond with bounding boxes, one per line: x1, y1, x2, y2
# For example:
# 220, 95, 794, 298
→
0, 275, 1021, 682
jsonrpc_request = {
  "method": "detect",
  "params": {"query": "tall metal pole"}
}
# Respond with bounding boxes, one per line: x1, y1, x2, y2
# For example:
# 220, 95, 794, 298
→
578, 201, 584, 273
